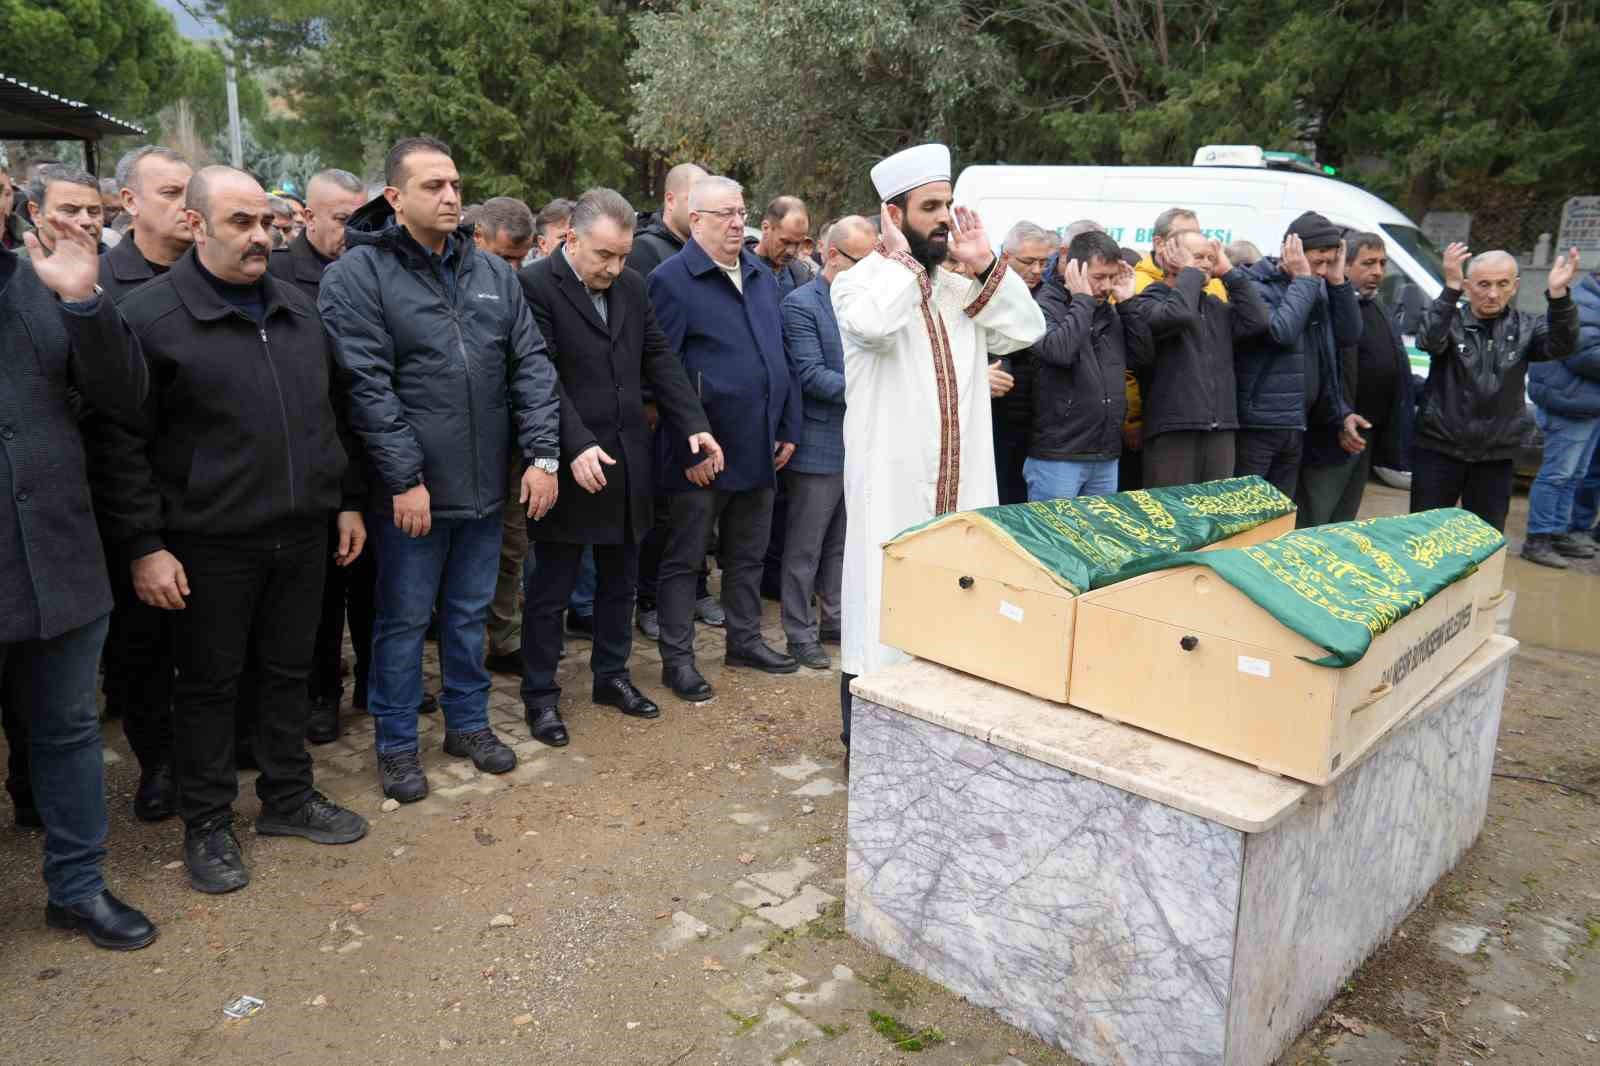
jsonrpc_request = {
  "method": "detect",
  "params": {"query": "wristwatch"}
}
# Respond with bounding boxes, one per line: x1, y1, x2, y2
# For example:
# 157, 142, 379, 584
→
532, 458, 560, 475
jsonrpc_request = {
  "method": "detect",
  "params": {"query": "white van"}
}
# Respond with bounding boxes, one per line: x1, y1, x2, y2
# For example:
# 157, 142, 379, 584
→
953, 145, 1444, 356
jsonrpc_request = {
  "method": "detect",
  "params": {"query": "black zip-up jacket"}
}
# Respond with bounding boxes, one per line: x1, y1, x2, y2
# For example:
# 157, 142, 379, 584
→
319, 196, 559, 518
111, 248, 356, 558
1027, 282, 1150, 462
0, 249, 148, 642
625, 211, 685, 280
1122, 267, 1270, 439
1415, 286, 1579, 463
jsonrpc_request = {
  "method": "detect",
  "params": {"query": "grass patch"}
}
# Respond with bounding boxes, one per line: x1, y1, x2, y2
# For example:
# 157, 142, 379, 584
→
868, 1011, 944, 1052
818, 1022, 849, 1038
773, 1038, 809, 1061
864, 963, 918, 1008
726, 1010, 760, 1035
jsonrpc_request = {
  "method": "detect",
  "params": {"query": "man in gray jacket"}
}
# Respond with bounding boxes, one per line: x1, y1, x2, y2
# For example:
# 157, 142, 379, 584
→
320, 136, 562, 804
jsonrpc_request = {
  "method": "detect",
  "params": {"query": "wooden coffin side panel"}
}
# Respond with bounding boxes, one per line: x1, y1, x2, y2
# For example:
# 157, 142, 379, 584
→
1070, 572, 1338, 782
880, 552, 1076, 703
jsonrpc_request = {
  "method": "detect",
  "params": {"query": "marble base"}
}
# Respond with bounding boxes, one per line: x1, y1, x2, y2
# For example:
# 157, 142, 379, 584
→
847, 637, 1514, 1066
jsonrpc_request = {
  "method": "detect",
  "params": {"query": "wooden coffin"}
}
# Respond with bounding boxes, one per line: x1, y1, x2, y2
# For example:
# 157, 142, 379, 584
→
1069, 540, 1506, 785
879, 478, 1297, 702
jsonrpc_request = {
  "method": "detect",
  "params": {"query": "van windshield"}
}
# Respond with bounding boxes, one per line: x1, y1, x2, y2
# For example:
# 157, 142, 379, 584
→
1381, 223, 1444, 286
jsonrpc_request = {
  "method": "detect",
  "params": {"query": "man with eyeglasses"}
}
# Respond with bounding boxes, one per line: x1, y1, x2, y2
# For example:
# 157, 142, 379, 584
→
645, 176, 802, 702
994, 220, 1055, 503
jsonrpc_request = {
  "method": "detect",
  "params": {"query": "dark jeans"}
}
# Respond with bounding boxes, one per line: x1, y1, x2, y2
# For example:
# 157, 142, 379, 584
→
780, 469, 845, 645
1296, 449, 1371, 528
100, 559, 175, 772
993, 423, 1030, 505
659, 487, 774, 668
166, 527, 324, 826
1409, 447, 1514, 532
312, 514, 376, 702
2, 696, 28, 809
369, 514, 501, 754
1, 614, 111, 904
521, 538, 638, 708
1144, 430, 1236, 489
1234, 428, 1303, 498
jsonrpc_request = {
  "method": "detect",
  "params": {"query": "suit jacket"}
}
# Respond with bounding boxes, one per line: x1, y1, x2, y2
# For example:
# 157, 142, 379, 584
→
518, 249, 710, 543
781, 276, 846, 475
268, 232, 329, 304
646, 240, 802, 493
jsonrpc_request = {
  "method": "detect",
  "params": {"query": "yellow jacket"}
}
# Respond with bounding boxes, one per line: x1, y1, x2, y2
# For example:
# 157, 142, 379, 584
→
1124, 255, 1229, 432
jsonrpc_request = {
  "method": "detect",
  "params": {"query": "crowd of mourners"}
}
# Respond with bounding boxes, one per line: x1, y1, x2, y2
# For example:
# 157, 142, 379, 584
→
0, 134, 1591, 952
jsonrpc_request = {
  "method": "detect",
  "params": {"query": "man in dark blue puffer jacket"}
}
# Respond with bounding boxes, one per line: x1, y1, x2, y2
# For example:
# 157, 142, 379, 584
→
1525, 264, 1600, 566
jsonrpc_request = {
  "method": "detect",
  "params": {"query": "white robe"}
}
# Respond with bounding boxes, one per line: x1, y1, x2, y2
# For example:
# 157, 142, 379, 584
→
831, 251, 1046, 676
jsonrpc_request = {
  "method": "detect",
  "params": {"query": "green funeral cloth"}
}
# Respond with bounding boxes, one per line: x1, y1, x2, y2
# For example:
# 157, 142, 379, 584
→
887, 476, 1295, 594
1143, 508, 1504, 668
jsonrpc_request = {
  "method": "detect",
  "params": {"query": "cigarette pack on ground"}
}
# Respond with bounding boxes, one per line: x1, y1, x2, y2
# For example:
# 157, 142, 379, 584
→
1069, 508, 1506, 784
878, 477, 1297, 703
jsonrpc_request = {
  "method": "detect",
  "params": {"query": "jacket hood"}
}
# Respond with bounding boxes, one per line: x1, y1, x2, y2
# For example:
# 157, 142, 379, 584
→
1133, 253, 1163, 289
343, 194, 475, 256
636, 211, 683, 247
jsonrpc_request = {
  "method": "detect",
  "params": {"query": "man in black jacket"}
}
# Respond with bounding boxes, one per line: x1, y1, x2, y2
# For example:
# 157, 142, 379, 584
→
114, 167, 370, 895
2, 218, 158, 949
627, 163, 706, 279
516, 188, 722, 745
1123, 230, 1270, 487
1022, 230, 1149, 500
267, 167, 370, 740
319, 137, 562, 804
1411, 243, 1581, 530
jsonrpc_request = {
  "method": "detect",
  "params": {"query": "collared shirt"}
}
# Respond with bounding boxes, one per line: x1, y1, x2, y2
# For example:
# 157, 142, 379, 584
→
560, 247, 608, 324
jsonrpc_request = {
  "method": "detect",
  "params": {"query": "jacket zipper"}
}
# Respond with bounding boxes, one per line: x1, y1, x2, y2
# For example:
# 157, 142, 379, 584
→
417, 264, 485, 519
258, 326, 298, 516
1198, 300, 1219, 428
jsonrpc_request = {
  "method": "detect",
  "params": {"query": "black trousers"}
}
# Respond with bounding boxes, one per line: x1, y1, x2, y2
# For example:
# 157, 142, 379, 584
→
521, 537, 638, 708
1144, 430, 1236, 489
166, 525, 324, 827
311, 514, 376, 704
992, 423, 1030, 505
1409, 447, 1514, 532
1235, 428, 1304, 498
659, 487, 774, 667
637, 495, 711, 607
100, 557, 175, 773
2, 692, 29, 807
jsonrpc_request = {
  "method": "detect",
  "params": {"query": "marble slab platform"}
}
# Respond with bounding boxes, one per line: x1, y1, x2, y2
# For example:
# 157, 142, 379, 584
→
847, 635, 1515, 1066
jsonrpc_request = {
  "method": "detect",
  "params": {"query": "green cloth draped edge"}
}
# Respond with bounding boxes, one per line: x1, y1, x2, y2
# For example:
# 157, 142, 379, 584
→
1138, 508, 1504, 667
886, 476, 1295, 594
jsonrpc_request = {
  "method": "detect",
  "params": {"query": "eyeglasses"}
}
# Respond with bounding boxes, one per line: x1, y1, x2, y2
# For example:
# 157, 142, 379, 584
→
1008, 255, 1048, 269
834, 247, 861, 264
697, 207, 748, 223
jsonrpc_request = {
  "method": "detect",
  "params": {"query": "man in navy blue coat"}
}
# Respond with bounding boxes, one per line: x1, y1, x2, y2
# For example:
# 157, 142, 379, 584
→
777, 216, 877, 671
646, 175, 802, 702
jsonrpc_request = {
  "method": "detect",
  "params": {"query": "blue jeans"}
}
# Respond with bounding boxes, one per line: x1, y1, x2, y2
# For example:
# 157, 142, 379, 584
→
1572, 433, 1600, 533
1023, 457, 1119, 502
1527, 409, 1600, 535
0, 614, 111, 904
369, 515, 502, 754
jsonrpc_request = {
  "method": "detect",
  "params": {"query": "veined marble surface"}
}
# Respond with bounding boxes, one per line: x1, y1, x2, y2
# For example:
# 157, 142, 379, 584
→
847, 700, 1244, 1066
1225, 652, 1510, 1066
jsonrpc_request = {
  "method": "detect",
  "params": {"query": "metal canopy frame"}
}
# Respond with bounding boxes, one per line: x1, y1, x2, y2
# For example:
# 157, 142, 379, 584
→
0, 73, 147, 175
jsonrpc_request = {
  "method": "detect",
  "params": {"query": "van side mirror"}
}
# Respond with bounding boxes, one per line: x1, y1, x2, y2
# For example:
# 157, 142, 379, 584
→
1396, 283, 1427, 334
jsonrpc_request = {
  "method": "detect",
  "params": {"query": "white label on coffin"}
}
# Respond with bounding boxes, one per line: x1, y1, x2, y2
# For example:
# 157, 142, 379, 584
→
998, 601, 1024, 623
1237, 655, 1272, 679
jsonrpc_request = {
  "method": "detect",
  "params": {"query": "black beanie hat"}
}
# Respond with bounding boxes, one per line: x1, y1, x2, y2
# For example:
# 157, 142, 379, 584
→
1286, 211, 1343, 251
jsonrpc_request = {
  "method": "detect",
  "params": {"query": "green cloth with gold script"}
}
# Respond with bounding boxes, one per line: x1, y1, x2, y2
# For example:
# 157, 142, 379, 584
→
886, 476, 1295, 594
1143, 508, 1504, 667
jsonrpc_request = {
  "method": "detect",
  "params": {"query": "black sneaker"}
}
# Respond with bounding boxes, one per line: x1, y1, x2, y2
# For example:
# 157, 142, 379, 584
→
306, 694, 340, 745
443, 728, 517, 774
184, 816, 249, 894
565, 610, 594, 639
1552, 532, 1596, 559
1521, 534, 1570, 569
256, 791, 368, 844
133, 763, 178, 822
377, 750, 430, 803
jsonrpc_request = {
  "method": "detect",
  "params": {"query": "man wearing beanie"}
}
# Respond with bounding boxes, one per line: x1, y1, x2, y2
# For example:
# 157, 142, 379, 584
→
1233, 211, 1366, 506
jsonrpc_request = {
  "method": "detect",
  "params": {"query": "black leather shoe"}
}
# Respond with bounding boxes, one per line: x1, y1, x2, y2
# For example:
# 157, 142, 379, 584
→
565, 610, 595, 638
819, 627, 842, 644
788, 641, 832, 671
377, 750, 430, 803
418, 691, 439, 714
526, 706, 569, 747
46, 890, 158, 951
306, 695, 340, 745
184, 817, 249, 895
485, 651, 524, 676
663, 664, 715, 703
593, 677, 660, 719
443, 727, 517, 774
726, 642, 799, 674
257, 791, 368, 844
133, 764, 178, 822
